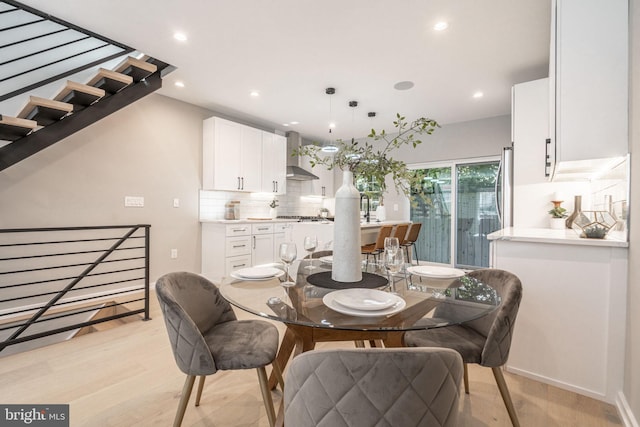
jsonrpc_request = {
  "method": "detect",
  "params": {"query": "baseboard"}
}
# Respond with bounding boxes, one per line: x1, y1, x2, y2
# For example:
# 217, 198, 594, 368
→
617, 391, 640, 427
505, 365, 608, 402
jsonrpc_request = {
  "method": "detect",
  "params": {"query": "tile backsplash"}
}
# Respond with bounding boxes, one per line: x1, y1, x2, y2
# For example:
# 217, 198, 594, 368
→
200, 180, 328, 221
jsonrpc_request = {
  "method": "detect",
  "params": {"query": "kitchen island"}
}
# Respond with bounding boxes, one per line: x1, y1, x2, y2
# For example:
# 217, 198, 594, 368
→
488, 227, 628, 403
201, 219, 405, 282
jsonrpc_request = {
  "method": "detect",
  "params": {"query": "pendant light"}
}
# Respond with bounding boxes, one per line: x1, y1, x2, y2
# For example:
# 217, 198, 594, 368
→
321, 87, 338, 153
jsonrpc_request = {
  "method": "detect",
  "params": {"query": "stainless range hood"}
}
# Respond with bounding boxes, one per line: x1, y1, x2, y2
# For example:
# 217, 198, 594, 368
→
286, 131, 319, 180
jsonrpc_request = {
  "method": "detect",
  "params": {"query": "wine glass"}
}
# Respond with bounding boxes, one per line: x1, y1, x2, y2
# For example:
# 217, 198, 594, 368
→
383, 248, 404, 293
384, 237, 400, 256
303, 236, 318, 270
279, 242, 297, 287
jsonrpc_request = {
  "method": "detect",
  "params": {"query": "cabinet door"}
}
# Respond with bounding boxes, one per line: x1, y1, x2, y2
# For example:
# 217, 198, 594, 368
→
261, 133, 287, 194
273, 232, 286, 263
552, 0, 628, 165
240, 125, 263, 192
252, 233, 274, 266
301, 156, 333, 197
204, 117, 243, 191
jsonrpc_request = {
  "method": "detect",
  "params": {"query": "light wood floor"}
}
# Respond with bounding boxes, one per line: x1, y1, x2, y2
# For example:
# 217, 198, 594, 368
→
0, 292, 622, 427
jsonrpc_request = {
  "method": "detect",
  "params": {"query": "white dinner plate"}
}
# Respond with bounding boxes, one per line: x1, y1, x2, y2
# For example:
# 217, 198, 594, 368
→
331, 288, 397, 311
319, 256, 333, 264
406, 266, 466, 279
323, 291, 406, 317
231, 267, 284, 280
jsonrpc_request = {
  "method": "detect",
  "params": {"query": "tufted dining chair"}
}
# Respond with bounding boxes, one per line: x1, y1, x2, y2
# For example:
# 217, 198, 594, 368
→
284, 347, 463, 427
404, 268, 523, 427
156, 272, 283, 427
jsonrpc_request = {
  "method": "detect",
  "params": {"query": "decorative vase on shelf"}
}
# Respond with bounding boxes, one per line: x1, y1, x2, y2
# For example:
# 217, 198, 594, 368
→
549, 217, 566, 230
269, 207, 277, 219
332, 170, 362, 283
565, 195, 582, 228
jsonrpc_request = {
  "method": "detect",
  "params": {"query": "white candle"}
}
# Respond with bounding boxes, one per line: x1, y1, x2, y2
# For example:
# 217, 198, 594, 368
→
552, 191, 564, 202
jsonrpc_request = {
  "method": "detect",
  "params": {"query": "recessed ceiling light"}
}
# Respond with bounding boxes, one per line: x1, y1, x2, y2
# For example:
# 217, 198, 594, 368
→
394, 81, 414, 90
434, 22, 449, 31
173, 32, 187, 42
250, 91, 260, 97
329, 122, 336, 129
174, 81, 185, 88
290, 121, 299, 125
473, 91, 484, 98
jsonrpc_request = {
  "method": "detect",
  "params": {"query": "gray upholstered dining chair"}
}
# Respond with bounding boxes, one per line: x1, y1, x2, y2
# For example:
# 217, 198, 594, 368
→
404, 268, 523, 427
284, 347, 463, 427
156, 272, 283, 427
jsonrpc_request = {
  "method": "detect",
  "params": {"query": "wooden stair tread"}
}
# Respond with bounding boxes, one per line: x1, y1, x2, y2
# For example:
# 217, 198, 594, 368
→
86, 68, 133, 94
113, 56, 157, 74
16, 96, 73, 127
53, 81, 106, 107
0, 114, 38, 141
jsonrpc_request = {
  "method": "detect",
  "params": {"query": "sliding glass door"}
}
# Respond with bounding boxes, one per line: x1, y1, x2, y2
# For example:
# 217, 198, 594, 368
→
410, 159, 501, 268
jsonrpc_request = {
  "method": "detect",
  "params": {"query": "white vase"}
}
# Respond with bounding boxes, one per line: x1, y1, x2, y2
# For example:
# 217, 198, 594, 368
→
269, 207, 277, 219
332, 171, 363, 282
376, 205, 386, 222
549, 217, 565, 230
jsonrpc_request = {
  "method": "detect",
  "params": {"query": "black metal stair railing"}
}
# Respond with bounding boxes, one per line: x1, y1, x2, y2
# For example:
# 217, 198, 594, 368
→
0, 0, 134, 102
0, 225, 151, 353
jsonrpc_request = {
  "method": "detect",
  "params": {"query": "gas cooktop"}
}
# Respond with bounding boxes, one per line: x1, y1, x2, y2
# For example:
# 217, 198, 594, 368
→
276, 216, 333, 222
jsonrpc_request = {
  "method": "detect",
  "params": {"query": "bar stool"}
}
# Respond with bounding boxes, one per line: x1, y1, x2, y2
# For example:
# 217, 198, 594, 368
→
361, 225, 393, 267
391, 223, 410, 246
403, 222, 422, 265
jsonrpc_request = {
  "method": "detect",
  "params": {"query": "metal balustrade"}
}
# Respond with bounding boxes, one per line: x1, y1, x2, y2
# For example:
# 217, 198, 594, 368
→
0, 225, 151, 354
0, 0, 134, 102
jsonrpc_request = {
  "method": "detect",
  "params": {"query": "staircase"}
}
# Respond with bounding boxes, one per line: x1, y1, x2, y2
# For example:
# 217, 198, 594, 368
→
0, 0, 173, 171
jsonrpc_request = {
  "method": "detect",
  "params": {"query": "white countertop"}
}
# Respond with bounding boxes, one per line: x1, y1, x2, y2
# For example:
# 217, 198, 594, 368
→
487, 227, 629, 248
201, 219, 405, 228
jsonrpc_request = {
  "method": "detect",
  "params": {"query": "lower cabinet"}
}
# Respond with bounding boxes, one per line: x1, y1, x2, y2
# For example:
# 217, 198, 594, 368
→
202, 222, 293, 282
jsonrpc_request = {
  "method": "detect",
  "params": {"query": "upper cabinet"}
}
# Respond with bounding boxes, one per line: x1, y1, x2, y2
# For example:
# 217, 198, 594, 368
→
203, 117, 286, 193
261, 133, 287, 194
300, 155, 334, 197
548, 0, 628, 180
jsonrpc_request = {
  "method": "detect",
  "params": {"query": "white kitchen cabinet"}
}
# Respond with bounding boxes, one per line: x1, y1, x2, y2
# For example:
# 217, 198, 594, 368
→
301, 156, 334, 197
251, 223, 275, 265
489, 232, 628, 403
261, 133, 287, 194
548, 0, 628, 179
202, 221, 295, 281
202, 117, 262, 192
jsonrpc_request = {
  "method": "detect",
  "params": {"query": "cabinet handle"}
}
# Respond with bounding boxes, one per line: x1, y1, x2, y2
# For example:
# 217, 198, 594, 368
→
241, 177, 244, 190
232, 244, 246, 248
232, 263, 247, 268
545, 138, 552, 177
322, 186, 325, 197
252, 235, 256, 249
237, 177, 241, 190
232, 228, 247, 232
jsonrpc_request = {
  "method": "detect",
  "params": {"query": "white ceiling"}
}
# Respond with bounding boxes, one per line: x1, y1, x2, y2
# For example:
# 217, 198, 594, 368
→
22, 0, 551, 142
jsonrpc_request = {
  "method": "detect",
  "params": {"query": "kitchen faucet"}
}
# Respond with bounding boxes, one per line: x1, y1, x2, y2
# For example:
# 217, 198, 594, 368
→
360, 193, 370, 223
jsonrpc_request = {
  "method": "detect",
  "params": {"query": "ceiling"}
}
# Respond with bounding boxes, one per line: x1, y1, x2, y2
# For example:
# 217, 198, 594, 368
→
21, 0, 551, 143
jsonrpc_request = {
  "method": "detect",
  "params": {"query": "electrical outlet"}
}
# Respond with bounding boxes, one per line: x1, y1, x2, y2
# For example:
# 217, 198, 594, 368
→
393, 203, 399, 212
124, 196, 144, 207
173, 198, 180, 208
170, 249, 178, 259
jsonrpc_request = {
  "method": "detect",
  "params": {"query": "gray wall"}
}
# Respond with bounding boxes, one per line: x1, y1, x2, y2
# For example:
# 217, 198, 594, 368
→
625, 0, 640, 421
0, 94, 209, 281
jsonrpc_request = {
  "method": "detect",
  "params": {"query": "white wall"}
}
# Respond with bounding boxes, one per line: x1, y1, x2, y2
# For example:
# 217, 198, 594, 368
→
0, 93, 209, 281
624, 0, 640, 423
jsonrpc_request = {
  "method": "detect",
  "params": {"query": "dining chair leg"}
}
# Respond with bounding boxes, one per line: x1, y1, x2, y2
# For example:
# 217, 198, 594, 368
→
463, 363, 470, 394
272, 359, 285, 392
257, 366, 276, 427
492, 367, 521, 427
174, 375, 196, 427
194, 375, 206, 406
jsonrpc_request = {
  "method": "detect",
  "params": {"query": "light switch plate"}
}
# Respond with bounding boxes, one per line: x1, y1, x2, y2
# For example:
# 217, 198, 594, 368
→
124, 196, 144, 207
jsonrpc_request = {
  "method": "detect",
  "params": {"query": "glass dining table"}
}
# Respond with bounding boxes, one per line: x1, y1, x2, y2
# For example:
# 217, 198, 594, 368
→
219, 258, 502, 391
